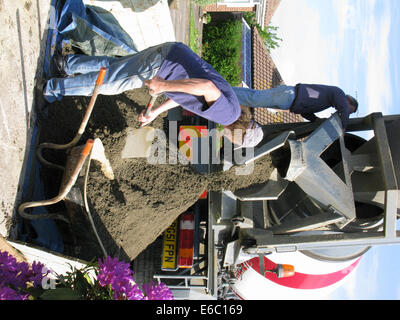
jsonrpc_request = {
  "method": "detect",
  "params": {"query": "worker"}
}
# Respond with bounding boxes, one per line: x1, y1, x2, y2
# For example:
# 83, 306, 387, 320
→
43, 41, 263, 149
232, 84, 358, 129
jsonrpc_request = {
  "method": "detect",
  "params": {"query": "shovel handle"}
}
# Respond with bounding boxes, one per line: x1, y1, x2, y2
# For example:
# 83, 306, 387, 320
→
144, 95, 158, 117
96, 67, 107, 86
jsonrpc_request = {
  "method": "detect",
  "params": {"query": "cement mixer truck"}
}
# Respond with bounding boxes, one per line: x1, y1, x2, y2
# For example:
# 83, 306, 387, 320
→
133, 111, 400, 300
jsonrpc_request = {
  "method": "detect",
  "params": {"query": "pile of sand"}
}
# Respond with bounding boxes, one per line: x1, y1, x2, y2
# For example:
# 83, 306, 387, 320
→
39, 88, 273, 261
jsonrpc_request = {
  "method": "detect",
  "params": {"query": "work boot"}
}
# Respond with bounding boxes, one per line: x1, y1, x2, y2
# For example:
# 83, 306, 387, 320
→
51, 49, 68, 78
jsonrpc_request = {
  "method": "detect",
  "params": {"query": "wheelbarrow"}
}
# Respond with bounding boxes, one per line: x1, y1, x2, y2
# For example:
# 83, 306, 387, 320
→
18, 68, 112, 256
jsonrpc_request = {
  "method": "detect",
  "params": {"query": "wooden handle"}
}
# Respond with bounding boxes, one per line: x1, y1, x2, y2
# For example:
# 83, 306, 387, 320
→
144, 95, 158, 117
96, 67, 107, 86
77, 69, 106, 135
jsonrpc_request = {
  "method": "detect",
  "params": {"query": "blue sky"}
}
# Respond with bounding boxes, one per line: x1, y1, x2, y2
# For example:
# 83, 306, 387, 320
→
270, 0, 400, 299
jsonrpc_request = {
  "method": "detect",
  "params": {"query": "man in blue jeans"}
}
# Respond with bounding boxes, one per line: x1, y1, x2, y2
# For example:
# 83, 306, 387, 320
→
44, 42, 241, 127
44, 42, 264, 148
232, 84, 358, 129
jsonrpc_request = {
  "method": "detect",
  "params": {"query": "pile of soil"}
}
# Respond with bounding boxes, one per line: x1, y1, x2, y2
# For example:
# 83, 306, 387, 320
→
39, 88, 273, 261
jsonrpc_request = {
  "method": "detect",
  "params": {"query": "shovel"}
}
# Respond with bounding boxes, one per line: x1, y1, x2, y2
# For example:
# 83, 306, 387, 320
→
121, 93, 159, 159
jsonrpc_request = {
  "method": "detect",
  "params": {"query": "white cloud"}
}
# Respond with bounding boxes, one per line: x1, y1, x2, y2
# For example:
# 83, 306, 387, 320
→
397, 286, 400, 300
334, 0, 392, 116
270, 0, 393, 118
270, 0, 341, 86
356, 1, 392, 115
333, 0, 358, 38
329, 250, 380, 299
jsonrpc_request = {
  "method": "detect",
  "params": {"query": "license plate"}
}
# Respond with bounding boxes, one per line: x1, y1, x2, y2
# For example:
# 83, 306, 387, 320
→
161, 219, 178, 271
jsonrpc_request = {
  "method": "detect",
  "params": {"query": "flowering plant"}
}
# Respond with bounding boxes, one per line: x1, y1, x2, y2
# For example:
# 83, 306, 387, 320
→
0, 250, 173, 300
0, 250, 49, 300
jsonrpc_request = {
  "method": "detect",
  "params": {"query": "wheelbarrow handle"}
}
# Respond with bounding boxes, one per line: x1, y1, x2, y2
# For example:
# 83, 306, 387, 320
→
37, 67, 108, 170
96, 67, 107, 86
77, 68, 107, 135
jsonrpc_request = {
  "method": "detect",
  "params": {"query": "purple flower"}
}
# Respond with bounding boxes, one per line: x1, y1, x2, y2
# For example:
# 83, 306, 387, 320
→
125, 282, 145, 300
0, 250, 48, 290
142, 282, 174, 300
97, 256, 144, 300
0, 251, 30, 288
0, 286, 29, 300
30, 261, 49, 288
97, 256, 173, 300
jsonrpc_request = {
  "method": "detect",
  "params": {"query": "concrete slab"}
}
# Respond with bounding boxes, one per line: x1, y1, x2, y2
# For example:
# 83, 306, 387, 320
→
168, 0, 189, 44
0, 0, 51, 238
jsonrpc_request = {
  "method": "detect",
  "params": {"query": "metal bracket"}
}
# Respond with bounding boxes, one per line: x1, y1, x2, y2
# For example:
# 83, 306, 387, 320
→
284, 113, 356, 225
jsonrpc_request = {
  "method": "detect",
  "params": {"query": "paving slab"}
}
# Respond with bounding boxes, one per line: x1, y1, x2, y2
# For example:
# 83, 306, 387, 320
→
168, 0, 189, 44
0, 0, 51, 238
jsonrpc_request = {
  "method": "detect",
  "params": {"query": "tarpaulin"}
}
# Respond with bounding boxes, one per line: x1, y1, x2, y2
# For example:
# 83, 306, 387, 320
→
57, 0, 137, 56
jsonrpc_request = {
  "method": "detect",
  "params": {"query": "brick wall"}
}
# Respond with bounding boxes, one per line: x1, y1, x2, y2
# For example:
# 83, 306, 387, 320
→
252, 27, 302, 125
203, 4, 255, 12
252, 27, 284, 90
204, 0, 282, 28
264, 0, 281, 26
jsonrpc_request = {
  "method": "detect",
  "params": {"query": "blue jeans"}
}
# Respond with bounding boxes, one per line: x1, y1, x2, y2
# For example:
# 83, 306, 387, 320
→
232, 85, 295, 110
44, 42, 174, 103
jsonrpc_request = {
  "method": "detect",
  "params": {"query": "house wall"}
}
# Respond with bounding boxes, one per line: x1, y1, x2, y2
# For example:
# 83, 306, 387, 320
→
264, 0, 281, 26
204, 0, 281, 28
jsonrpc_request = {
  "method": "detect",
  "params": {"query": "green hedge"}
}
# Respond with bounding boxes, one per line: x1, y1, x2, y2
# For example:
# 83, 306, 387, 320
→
202, 19, 242, 86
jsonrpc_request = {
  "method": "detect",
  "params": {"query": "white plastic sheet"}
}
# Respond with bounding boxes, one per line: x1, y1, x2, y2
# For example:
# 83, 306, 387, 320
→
83, 0, 176, 51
